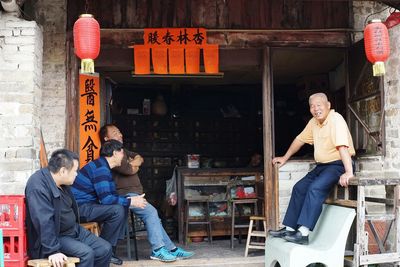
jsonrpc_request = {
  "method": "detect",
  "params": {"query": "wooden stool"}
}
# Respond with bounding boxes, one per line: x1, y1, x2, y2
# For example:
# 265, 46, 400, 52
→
231, 198, 258, 249
184, 198, 212, 244
27, 257, 80, 267
80, 222, 100, 236
244, 216, 267, 257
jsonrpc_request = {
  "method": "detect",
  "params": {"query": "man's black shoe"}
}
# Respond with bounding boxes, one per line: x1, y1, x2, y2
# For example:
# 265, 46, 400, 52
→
283, 230, 309, 245
268, 228, 295, 238
110, 255, 123, 265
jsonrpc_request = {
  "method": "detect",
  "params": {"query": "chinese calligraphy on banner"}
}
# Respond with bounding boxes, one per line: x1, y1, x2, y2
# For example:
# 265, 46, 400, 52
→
79, 73, 100, 167
144, 28, 207, 46
133, 28, 219, 75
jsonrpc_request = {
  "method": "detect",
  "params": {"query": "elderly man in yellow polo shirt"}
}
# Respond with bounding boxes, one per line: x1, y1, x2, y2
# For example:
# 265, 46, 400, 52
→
269, 92, 355, 245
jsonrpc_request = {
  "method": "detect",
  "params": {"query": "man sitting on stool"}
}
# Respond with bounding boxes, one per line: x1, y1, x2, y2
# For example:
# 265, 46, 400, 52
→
269, 92, 355, 245
72, 140, 147, 265
99, 124, 194, 262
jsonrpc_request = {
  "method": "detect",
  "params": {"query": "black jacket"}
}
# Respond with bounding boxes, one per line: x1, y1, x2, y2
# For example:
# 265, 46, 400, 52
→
25, 168, 79, 259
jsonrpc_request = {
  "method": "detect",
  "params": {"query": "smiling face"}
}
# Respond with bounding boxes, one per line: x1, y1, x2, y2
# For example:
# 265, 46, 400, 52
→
309, 94, 331, 124
104, 125, 123, 143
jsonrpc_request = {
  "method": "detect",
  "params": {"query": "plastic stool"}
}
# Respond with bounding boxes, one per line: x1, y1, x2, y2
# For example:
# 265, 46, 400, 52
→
244, 216, 266, 256
0, 229, 4, 267
184, 199, 212, 244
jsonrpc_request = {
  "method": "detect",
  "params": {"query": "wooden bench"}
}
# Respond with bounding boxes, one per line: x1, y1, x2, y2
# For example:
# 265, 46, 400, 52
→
26, 222, 99, 267
27, 257, 80, 267
80, 221, 100, 236
265, 204, 355, 267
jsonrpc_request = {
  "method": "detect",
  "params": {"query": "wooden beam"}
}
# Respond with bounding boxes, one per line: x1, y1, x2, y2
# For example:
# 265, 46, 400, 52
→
100, 29, 351, 49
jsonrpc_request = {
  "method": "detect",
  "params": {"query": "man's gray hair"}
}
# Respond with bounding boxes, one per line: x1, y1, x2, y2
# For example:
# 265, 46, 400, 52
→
309, 93, 329, 104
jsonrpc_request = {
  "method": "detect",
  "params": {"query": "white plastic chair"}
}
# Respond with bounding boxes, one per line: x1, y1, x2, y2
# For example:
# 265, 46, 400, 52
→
265, 204, 356, 267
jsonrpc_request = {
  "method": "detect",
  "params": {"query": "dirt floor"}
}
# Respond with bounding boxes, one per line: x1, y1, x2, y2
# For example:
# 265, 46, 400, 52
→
115, 237, 265, 267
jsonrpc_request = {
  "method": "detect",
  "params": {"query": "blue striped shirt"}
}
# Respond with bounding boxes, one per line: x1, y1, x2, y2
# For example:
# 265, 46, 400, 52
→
71, 157, 130, 207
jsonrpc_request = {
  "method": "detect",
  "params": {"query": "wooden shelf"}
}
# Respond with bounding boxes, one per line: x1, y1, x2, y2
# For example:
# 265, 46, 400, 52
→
131, 72, 224, 78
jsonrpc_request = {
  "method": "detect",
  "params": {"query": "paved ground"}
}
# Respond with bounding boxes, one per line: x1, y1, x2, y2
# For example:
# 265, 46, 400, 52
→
115, 237, 265, 267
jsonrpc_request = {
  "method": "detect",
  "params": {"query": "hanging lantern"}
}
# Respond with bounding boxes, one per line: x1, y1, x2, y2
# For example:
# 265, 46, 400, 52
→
364, 19, 390, 76
73, 14, 100, 73
384, 11, 400, 29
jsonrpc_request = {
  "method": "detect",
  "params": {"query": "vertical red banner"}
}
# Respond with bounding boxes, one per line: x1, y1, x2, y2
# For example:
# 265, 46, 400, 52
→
79, 73, 100, 168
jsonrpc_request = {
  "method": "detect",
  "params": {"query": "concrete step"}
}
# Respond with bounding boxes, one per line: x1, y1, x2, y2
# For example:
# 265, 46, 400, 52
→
120, 256, 264, 267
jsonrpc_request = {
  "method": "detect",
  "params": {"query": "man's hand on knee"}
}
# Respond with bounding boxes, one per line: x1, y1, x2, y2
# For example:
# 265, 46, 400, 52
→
129, 193, 147, 209
48, 252, 68, 267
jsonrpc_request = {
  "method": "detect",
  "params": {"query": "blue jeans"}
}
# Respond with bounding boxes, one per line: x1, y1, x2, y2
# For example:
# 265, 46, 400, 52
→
127, 193, 175, 251
59, 225, 112, 267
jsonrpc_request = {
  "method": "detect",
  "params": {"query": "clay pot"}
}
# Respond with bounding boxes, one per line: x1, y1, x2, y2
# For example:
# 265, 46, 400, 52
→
152, 95, 167, 116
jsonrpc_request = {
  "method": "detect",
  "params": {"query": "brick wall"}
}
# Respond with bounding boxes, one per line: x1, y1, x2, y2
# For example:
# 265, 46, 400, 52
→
0, 12, 43, 194
34, 0, 67, 153
353, 1, 400, 181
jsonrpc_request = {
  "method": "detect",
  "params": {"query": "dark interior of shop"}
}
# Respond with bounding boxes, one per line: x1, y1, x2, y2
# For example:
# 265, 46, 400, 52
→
99, 48, 346, 213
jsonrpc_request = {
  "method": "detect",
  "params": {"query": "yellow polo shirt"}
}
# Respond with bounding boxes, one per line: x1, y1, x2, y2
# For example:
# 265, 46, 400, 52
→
296, 110, 355, 163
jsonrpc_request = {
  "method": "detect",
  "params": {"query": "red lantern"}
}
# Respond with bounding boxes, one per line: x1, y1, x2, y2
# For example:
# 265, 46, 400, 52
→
73, 14, 100, 73
364, 19, 390, 76
384, 11, 400, 29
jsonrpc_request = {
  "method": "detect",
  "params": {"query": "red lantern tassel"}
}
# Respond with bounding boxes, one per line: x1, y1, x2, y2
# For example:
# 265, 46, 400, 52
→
81, 59, 95, 74
373, 61, 385, 77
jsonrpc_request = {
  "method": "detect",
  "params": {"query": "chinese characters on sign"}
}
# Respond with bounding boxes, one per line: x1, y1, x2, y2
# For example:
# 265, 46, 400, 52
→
79, 73, 100, 167
133, 28, 219, 75
144, 28, 207, 46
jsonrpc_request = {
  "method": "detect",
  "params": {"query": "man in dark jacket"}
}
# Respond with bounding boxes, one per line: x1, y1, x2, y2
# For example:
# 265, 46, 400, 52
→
25, 149, 112, 267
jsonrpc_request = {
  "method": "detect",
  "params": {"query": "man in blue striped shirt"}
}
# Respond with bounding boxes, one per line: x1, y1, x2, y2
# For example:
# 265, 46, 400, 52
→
72, 140, 146, 265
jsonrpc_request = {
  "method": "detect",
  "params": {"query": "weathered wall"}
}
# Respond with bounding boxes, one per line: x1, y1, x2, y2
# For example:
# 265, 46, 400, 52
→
353, 1, 400, 181
0, 12, 43, 194
34, 0, 67, 153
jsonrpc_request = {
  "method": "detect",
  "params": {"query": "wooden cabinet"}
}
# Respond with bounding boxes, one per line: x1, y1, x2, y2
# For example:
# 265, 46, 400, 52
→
112, 114, 261, 208
176, 167, 263, 243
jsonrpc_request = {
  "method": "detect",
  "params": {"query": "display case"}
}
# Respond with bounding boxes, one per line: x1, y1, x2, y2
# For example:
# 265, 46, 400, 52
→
176, 167, 263, 243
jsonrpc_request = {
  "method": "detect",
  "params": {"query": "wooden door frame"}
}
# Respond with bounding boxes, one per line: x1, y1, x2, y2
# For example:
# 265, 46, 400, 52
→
65, 30, 351, 231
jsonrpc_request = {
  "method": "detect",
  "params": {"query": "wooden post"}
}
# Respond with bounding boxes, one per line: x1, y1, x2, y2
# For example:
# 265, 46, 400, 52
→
262, 47, 277, 229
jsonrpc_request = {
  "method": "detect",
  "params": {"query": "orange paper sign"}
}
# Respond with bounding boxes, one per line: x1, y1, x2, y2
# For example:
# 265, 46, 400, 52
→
79, 73, 100, 167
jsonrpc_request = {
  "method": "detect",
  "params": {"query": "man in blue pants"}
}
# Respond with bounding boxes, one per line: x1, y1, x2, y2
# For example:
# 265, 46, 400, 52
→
269, 92, 355, 245
99, 124, 194, 262
72, 140, 147, 265
25, 149, 112, 267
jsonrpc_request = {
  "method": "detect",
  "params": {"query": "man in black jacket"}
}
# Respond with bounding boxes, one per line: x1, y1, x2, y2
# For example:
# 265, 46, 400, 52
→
25, 149, 112, 267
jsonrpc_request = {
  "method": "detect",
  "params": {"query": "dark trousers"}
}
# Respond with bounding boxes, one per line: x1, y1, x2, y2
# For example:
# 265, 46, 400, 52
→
282, 160, 347, 231
59, 225, 112, 267
78, 203, 127, 247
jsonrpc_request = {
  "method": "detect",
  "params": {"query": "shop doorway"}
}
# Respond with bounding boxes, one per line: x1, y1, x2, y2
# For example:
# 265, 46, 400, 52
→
271, 47, 347, 158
